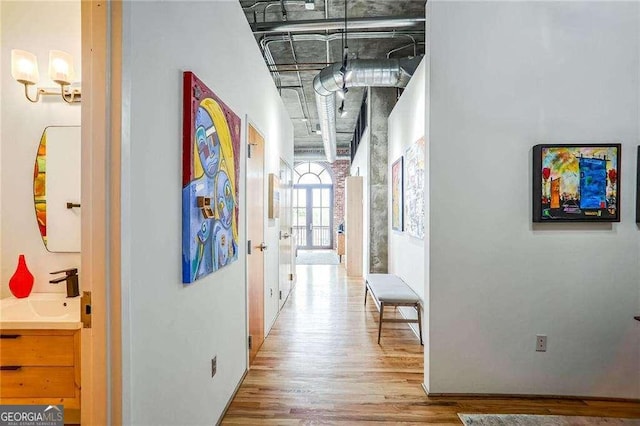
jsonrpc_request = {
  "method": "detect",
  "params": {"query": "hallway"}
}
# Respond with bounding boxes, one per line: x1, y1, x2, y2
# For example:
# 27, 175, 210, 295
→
222, 266, 640, 424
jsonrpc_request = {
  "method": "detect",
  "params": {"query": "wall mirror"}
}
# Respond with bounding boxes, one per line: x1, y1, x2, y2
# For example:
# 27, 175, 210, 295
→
33, 126, 81, 252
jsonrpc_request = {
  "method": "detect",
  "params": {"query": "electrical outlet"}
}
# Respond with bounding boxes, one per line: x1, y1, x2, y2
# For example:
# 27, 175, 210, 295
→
211, 356, 217, 377
536, 335, 547, 352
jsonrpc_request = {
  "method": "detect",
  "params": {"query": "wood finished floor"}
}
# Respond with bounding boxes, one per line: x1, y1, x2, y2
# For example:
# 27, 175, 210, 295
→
222, 264, 640, 424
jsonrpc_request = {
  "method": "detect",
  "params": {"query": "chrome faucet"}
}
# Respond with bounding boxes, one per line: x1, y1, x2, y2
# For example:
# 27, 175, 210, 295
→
49, 268, 80, 298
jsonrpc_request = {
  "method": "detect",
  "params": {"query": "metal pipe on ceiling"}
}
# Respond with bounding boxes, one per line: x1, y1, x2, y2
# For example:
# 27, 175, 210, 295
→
260, 32, 421, 74
324, 0, 330, 67
281, 87, 312, 134
271, 0, 311, 132
253, 16, 425, 33
287, 33, 314, 135
270, 69, 325, 73
271, 62, 332, 66
259, 32, 423, 145
259, 32, 420, 135
266, 0, 289, 20
243, 0, 297, 9
264, 46, 283, 93
314, 56, 423, 162
387, 41, 425, 58
259, 32, 421, 51
242, 1, 306, 23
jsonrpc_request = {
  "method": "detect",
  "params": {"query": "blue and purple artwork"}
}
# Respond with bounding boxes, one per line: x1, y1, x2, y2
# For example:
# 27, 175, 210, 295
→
182, 72, 241, 283
533, 144, 620, 222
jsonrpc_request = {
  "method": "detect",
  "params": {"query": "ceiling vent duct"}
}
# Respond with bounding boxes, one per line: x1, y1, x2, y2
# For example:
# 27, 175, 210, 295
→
313, 56, 423, 163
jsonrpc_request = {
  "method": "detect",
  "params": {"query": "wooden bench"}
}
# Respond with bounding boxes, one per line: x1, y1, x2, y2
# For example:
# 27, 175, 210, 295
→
365, 274, 423, 345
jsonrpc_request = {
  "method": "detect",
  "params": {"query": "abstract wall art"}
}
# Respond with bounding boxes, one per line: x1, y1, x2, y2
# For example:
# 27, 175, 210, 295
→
182, 72, 241, 284
533, 144, 620, 222
391, 156, 403, 231
405, 137, 425, 239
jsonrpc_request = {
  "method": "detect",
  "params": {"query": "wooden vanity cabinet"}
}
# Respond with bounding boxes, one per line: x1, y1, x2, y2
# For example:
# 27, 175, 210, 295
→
0, 329, 81, 409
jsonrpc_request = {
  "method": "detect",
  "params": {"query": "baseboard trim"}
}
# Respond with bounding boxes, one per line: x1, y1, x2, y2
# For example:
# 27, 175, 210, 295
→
425, 392, 640, 403
216, 368, 249, 426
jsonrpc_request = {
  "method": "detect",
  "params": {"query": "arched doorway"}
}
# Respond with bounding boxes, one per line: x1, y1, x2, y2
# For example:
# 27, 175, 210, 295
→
293, 162, 333, 249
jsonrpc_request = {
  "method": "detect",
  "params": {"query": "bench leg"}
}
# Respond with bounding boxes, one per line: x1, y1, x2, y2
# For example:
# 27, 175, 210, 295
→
416, 303, 423, 346
364, 284, 368, 305
378, 301, 385, 344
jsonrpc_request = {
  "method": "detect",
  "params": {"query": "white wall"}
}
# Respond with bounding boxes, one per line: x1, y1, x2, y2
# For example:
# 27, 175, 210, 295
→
388, 57, 429, 385
388, 58, 427, 301
428, 1, 640, 398
0, 1, 81, 298
120, 1, 294, 424
350, 127, 370, 276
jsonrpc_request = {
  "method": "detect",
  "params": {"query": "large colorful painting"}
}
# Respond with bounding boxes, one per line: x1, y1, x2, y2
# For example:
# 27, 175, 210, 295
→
391, 156, 403, 231
405, 137, 425, 239
533, 144, 620, 222
182, 72, 241, 283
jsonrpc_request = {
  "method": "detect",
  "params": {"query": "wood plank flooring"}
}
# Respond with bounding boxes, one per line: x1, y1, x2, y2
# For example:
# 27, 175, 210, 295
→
222, 264, 640, 424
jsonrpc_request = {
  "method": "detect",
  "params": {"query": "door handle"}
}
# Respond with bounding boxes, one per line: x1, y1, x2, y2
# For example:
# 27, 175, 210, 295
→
257, 242, 268, 251
283, 233, 290, 239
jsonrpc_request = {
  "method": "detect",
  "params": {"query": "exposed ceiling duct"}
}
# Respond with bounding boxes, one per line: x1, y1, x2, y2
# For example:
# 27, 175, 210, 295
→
313, 56, 423, 162
259, 32, 422, 139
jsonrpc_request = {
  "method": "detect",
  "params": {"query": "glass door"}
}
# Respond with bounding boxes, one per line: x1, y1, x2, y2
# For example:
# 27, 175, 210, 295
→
294, 185, 333, 249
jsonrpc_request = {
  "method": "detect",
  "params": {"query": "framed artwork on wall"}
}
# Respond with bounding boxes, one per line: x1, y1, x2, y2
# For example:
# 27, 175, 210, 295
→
532, 143, 620, 222
268, 173, 280, 219
182, 71, 241, 284
391, 156, 404, 231
405, 137, 425, 239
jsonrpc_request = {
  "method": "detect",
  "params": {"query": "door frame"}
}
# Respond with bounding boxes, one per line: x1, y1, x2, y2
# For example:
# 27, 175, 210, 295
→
81, 1, 122, 424
278, 158, 293, 309
245, 119, 266, 365
293, 183, 334, 249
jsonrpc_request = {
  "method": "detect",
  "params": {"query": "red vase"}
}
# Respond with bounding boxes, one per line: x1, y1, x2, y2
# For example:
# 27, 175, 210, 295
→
9, 254, 34, 298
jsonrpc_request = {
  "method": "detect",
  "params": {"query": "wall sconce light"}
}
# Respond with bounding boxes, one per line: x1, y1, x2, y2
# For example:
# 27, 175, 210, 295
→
11, 49, 81, 104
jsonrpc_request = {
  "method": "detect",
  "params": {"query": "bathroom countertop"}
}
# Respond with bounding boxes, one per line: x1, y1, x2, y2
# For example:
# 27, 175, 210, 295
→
0, 293, 81, 330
